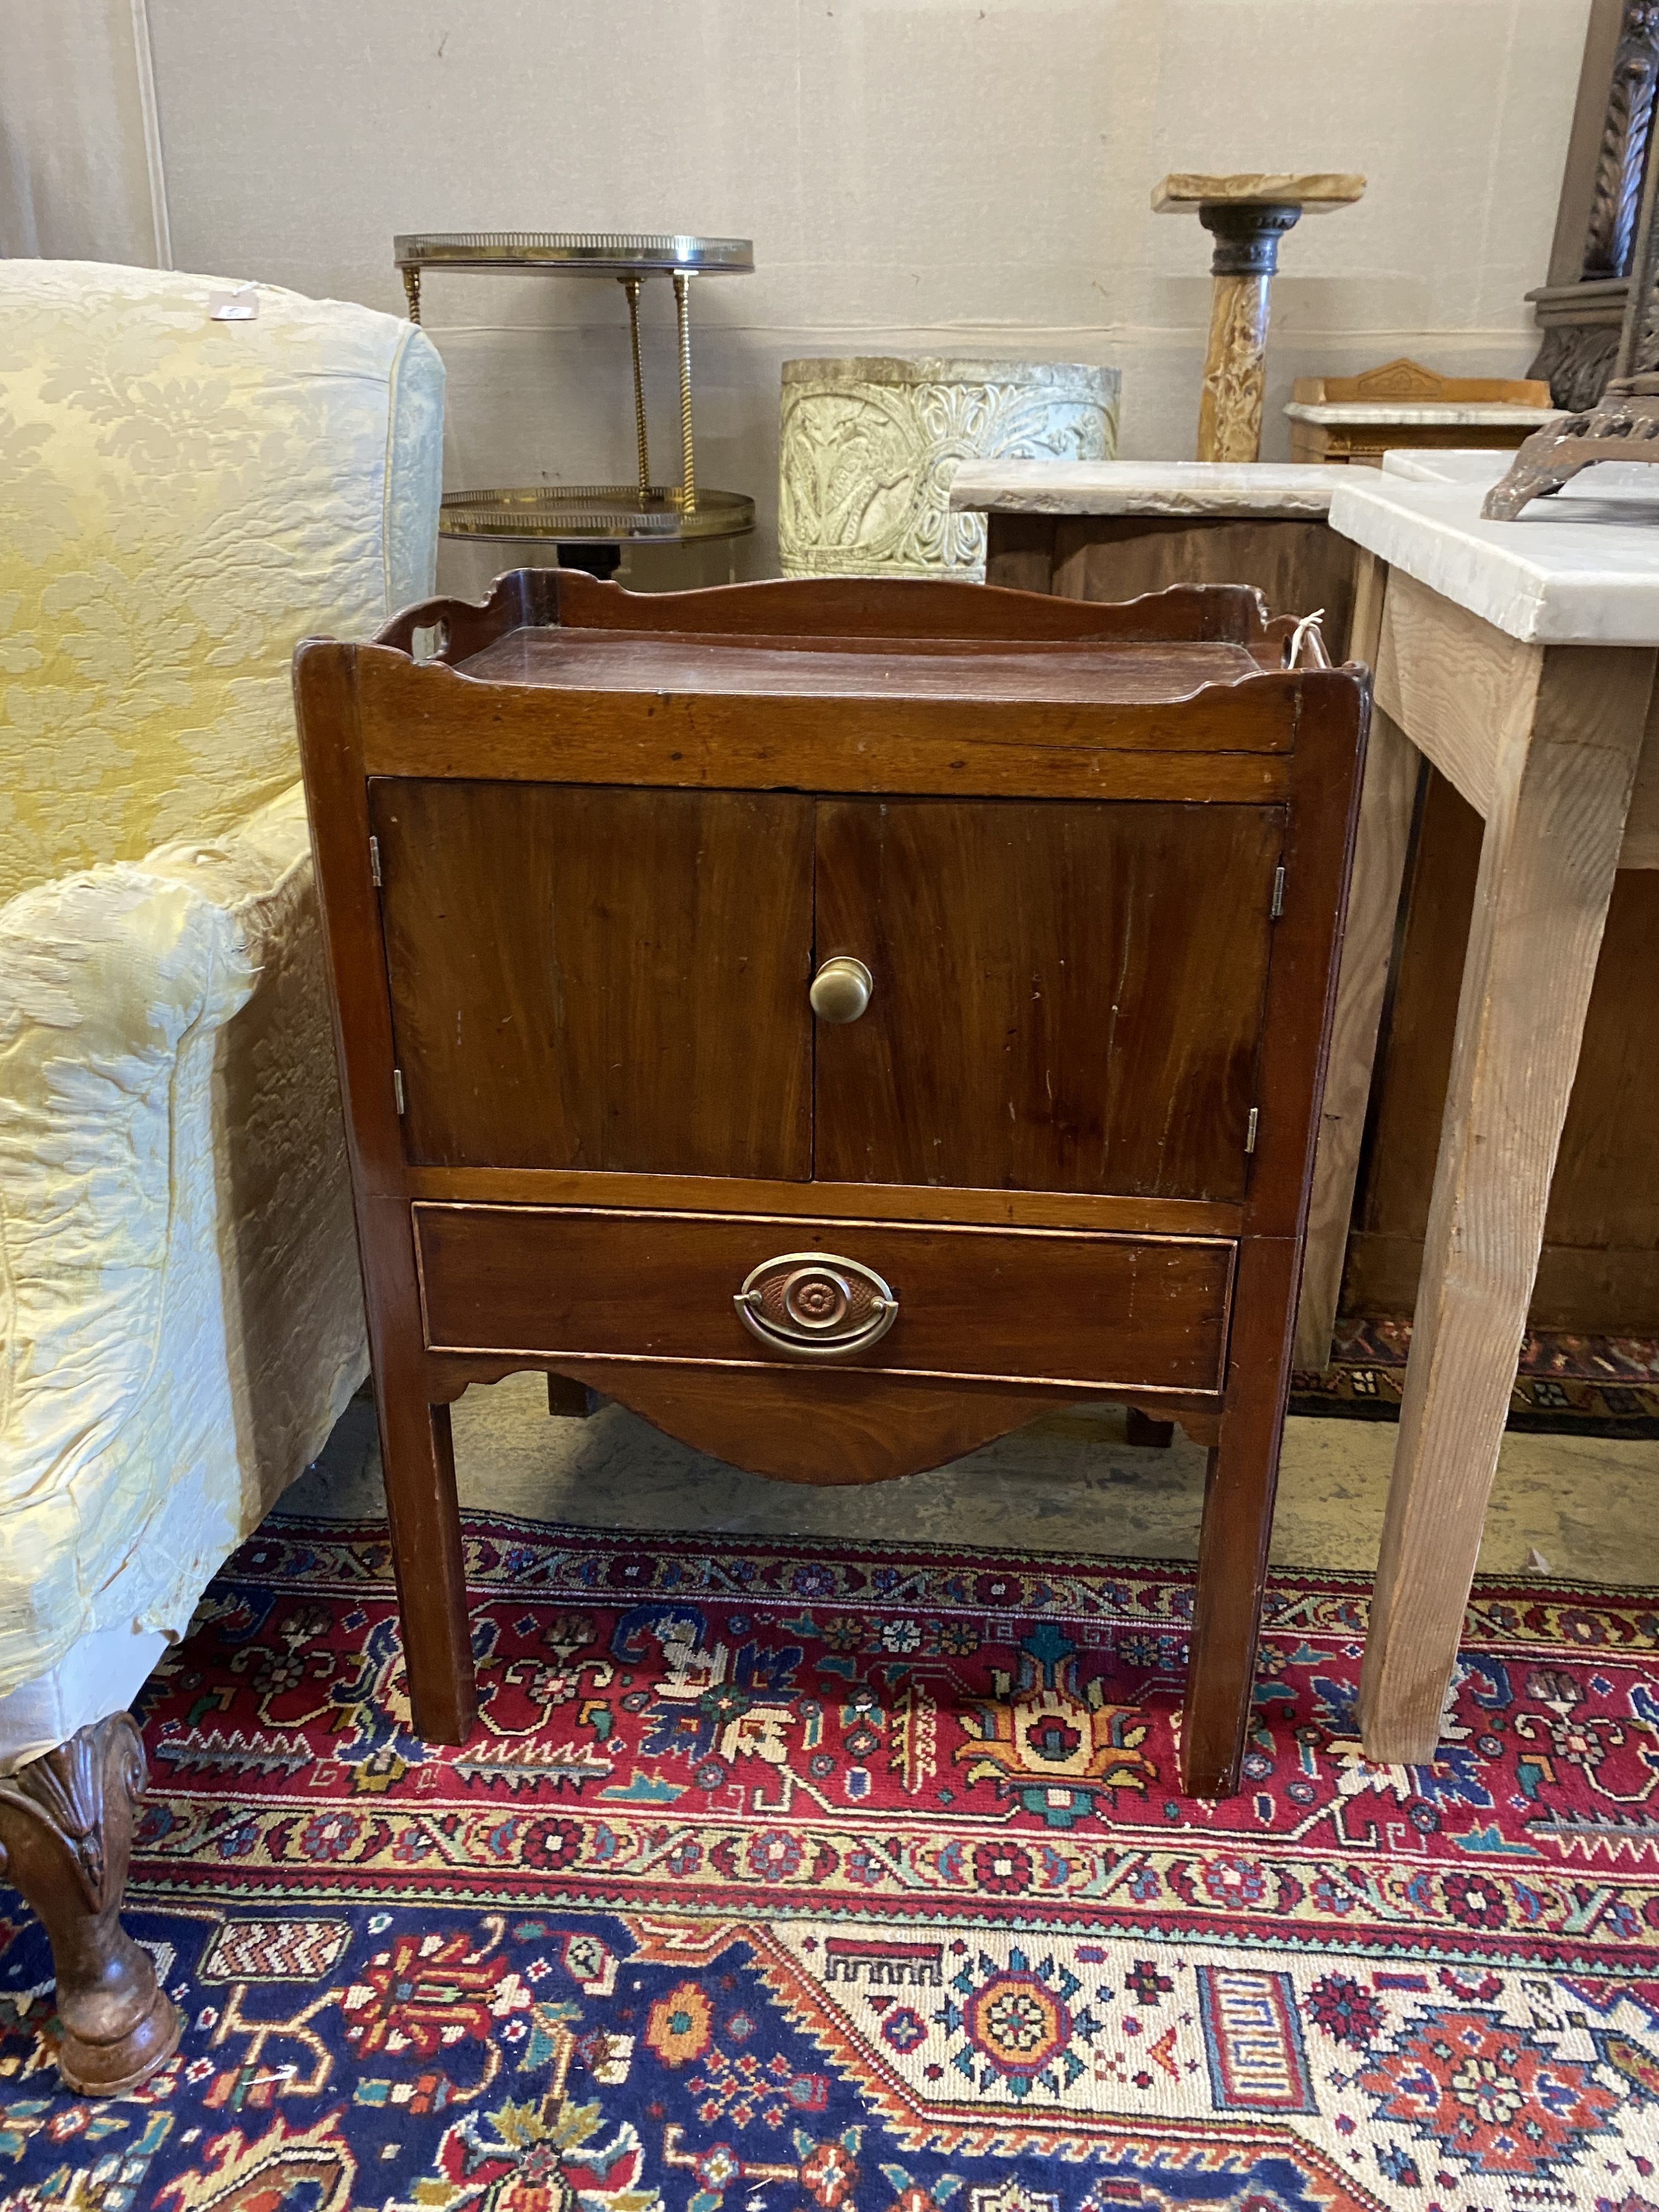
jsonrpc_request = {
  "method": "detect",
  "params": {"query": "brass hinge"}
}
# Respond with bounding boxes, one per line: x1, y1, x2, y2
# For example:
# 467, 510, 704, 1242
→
1270, 864, 1285, 919
1245, 1105, 1259, 1154
393, 1068, 406, 1115
369, 834, 383, 887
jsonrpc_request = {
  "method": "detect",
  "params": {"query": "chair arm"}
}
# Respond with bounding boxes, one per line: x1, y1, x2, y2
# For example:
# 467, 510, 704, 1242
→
0, 784, 334, 1695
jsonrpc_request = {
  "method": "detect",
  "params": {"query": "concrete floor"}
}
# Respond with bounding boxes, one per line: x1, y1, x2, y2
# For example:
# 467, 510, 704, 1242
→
278, 1377, 1659, 1585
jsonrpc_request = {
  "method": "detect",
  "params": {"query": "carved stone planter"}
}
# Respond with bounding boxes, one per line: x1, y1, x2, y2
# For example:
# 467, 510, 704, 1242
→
778, 357, 1118, 581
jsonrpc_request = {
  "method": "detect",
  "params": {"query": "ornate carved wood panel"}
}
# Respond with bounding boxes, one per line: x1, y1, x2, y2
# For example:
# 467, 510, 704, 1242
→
1529, 0, 1659, 406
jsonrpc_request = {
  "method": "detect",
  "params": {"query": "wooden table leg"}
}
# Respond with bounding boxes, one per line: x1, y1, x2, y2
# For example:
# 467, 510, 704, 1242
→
1359, 643, 1654, 1763
1295, 551, 1419, 1368
1183, 1239, 1299, 1797
358, 1199, 478, 1746
376, 1390, 477, 1744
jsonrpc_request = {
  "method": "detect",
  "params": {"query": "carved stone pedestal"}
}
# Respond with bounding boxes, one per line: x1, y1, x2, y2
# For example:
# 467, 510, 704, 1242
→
1153, 174, 1366, 462
778, 357, 1118, 582
0, 1714, 181, 2093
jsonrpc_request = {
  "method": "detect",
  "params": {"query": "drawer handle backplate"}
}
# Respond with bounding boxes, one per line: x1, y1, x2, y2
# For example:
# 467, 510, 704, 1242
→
734, 1252, 898, 1359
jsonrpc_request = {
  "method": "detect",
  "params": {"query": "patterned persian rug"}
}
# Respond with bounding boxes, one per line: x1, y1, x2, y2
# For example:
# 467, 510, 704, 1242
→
1291, 1316, 1659, 1435
3, 1515, 1658, 2208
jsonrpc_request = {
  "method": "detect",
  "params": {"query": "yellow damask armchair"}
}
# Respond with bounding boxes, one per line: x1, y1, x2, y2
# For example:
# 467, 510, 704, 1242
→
0, 260, 442, 2090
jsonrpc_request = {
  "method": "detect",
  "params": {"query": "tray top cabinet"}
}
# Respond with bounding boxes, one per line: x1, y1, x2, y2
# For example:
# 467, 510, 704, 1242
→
295, 568, 1367, 1794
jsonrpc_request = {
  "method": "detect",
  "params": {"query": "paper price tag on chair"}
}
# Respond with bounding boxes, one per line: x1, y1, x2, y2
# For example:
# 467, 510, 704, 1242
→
208, 283, 259, 321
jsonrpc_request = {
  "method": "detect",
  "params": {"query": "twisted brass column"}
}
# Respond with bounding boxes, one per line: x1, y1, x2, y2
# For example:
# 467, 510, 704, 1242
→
673, 271, 696, 514
620, 276, 651, 500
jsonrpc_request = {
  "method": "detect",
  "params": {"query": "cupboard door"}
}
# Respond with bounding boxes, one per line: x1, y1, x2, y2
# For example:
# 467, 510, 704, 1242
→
372, 781, 814, 1175
813, 799, 1282, 1199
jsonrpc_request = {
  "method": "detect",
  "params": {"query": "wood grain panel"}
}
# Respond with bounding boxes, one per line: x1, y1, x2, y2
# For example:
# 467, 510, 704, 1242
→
812, 798, 1282, 1199
1343, 1236, 1659, 1332
1620, 695, 1659, 867
372, 781, 813, 1176
1375, 571, 1542, 818
545, 568, 1274, 645
353, 646, 1302, 799
1361, 641, 1652, 1762
1348, 766, 1478, 1260
1348, 766, 1659, 1332
378, 568, 1270, 656
1047, 517, 1359, 662
399, 1164, 1244, 1237
532, 1365, 1057, 1485
456, 629, 1264, 700
984, 516, 1063, 596
294, 643, 478, 1743
1294, 550, 1418, 1365
413, 1204, 1236, 1395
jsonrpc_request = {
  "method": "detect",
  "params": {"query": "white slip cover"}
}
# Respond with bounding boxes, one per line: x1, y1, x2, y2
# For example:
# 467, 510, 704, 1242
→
0, 262, 444, 1767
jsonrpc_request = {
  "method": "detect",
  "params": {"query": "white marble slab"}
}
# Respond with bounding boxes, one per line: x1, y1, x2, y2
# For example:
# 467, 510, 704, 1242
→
1286, 400, 1557, 427
1151, 171, 1365, 213
949, 460, 1354, 517
1328, 463, 1659, 645
1378, 449, 1512, 485
1380, 448, 1659, 492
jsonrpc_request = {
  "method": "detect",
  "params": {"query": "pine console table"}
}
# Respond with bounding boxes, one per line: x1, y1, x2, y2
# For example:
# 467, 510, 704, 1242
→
956, 452, 1659, 1766
1322, 453, 1659, 1762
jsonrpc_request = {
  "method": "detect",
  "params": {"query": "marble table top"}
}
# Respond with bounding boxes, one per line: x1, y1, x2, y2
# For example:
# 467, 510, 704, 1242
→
1379, 450, 1533, 484
949, 460, 1354, 517
1151, 171, 1365, 212
1329, 450, 1659, 644
1285, 399, 1557, 427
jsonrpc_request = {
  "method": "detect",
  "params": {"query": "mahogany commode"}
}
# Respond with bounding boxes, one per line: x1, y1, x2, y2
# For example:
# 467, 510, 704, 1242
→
295, 570, 1368, 1797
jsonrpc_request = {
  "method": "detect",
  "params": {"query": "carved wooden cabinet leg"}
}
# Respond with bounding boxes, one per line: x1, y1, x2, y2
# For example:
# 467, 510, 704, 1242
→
0, 1714, 181, 2094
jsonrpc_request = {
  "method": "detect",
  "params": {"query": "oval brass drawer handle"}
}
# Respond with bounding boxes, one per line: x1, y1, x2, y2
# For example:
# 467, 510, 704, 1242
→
734, 1251, 898, 1358
809, 956, 872, 1023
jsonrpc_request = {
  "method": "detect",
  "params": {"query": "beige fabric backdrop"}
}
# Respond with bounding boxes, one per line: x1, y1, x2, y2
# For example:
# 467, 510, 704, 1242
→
0, 0, 169, 265
3, 0, 1594, 583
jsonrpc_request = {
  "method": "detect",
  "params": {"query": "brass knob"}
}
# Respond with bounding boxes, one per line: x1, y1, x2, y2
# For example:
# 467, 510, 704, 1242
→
809, 956, 872, 1024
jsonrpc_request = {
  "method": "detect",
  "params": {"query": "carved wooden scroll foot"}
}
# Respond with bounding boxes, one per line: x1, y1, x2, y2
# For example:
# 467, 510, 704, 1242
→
1483, 374, 1659, 518
0, 1714, 181, 2094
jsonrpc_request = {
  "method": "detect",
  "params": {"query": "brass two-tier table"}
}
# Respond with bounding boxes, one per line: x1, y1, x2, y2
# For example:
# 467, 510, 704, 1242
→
394, 232, 756, 561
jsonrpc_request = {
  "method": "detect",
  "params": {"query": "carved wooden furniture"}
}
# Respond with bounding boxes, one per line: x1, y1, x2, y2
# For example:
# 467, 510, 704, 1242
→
0, 1716, 176, 2093
1312, 456, 1659, 1763
0, 259, 442, 2094
1527, 0, 1659, 409
296, 571, 1368, 1800
1151, 174, 1365, 463
1286, 359, 1554, 468
1490, 66, 1659, 526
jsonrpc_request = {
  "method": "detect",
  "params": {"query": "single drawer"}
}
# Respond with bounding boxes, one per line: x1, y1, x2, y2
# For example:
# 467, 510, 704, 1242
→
413, 1203, 1234, 1395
